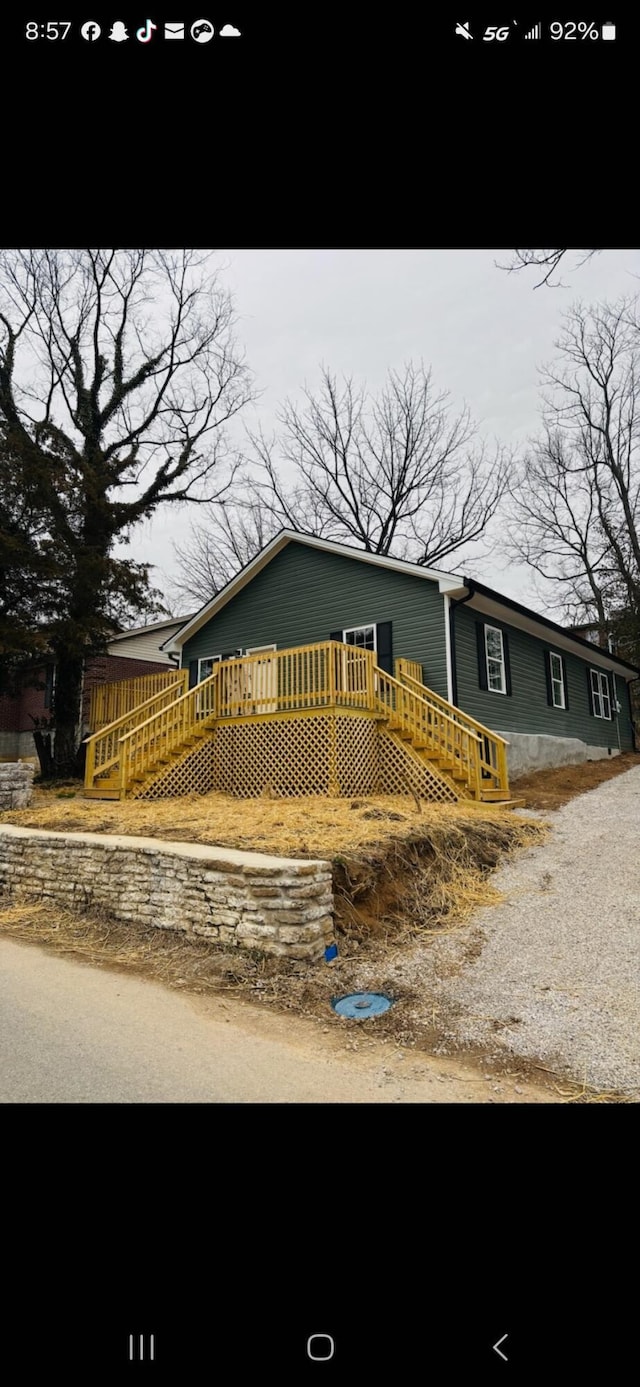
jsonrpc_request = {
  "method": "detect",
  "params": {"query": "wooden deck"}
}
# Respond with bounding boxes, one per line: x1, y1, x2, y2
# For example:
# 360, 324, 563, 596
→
83, 642, 511, 804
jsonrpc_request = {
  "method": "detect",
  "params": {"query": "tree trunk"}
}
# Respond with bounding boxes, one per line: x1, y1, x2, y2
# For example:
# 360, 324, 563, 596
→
33, 728, 54, 779
51, 651, 84, 778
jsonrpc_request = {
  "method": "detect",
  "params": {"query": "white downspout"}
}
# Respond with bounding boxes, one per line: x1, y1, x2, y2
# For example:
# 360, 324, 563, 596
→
443, 594, 454, 704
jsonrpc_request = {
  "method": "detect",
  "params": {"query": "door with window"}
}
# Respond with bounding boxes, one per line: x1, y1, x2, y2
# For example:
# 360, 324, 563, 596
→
245, 645, 278, 713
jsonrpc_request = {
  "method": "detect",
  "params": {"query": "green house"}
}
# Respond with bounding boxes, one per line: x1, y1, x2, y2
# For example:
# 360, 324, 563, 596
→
162, 531, 637, 779
84, 530, 638, 802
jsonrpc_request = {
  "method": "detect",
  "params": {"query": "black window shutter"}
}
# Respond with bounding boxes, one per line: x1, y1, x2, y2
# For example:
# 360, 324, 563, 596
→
502, 631, 512, 696
329, 629, 343, 643
476, 622, 488, 690
188, 659, 199, 689
604, 672, 612, 716
44, 664, 55, 709
586, 667, 595, 714
561, 657, 569, 711
376, 622, 393, 675
544, 651, 553, 706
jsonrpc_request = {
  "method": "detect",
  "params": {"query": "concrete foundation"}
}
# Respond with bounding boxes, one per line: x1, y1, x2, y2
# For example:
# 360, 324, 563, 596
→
496, 730, 621, 780
0, 731, 37, 760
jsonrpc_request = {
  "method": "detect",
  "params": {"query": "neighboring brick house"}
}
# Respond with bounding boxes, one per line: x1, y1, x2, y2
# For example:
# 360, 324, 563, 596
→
0, 615, 192, 761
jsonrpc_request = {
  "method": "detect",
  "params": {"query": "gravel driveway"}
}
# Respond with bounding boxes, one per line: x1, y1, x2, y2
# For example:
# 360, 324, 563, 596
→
416, 765, 640, 1096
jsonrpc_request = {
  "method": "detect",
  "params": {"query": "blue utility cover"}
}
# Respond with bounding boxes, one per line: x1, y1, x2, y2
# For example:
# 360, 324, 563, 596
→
331, 992, 392, 1019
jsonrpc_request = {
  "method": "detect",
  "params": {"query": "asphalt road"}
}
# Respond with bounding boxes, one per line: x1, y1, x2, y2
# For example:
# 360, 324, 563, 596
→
0, 937, 552, 1102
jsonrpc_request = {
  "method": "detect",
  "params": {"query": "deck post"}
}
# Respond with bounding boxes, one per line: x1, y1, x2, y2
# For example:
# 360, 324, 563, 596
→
328, 641, 336, 706
328, 714, 339, 795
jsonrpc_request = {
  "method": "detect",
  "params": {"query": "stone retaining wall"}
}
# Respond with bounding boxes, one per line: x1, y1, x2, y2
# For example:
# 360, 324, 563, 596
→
0, 763, 35, 810
0, 825, 335, 962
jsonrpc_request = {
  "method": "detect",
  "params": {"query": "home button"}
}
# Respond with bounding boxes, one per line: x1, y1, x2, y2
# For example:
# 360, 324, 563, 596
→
307, 1334, 335, 1361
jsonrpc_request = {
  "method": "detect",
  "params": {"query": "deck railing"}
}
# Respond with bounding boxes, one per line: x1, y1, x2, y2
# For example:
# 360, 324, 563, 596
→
84, 678, 190, 791
88, 668, 188, 731
375, 668, 484, 798
118, 667, 221, 795
396, 668, 509, 793
115, 644, 376, 794
215, 642, 376, 717
85, 640, 509, 800
395, 657, 424, 684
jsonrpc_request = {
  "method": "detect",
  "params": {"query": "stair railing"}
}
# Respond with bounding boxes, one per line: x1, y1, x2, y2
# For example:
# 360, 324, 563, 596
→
375, 668, 484, 797
117, 667, 220, 796
84, 678, 190, 792
396, 668, 509, 794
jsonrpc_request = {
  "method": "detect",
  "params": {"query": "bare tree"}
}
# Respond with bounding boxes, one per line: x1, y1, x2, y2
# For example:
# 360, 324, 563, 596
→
507, 297, 640, 659
171, 496, 280, 606
497, 249, 600, 287
171, 363, 510, 605
0, 249, 253, 774
244, 363, 509, 566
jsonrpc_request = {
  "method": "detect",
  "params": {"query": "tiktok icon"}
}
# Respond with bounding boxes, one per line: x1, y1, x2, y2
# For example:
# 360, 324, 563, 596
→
136, 18, 157, 42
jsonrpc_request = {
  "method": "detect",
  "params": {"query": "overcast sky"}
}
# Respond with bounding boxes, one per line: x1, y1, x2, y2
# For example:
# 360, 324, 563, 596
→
126, 248, 640, 618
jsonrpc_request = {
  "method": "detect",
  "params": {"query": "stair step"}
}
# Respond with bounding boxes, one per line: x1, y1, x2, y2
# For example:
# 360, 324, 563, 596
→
479, 788, 511, 800
479, 796, 526, 810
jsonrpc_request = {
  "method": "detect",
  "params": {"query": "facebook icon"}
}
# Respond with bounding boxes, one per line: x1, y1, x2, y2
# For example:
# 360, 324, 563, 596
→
80, 20, 101, 40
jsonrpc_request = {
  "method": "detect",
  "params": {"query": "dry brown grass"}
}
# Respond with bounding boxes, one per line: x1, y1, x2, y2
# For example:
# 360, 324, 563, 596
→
0, 785, 546, 945
512, 750, 640, 811
0, 784, 541, 860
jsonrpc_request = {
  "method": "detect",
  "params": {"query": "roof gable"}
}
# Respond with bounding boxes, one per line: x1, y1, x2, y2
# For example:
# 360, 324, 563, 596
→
162, 530, 461, 651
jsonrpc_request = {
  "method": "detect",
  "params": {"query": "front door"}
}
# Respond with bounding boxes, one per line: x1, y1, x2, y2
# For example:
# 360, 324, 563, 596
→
245, 645, 278, 713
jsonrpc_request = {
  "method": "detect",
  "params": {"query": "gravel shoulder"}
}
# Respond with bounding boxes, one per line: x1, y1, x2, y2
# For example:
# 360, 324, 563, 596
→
413, 764, 640, 1096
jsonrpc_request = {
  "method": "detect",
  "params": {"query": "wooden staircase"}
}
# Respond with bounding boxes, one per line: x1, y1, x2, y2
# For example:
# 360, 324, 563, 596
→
84, 668, 221, 799
83, 643, 516, 805
389, 667, 515, 804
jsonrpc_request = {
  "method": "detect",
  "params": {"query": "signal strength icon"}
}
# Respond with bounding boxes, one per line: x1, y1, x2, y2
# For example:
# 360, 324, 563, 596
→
524, 22, 541, 39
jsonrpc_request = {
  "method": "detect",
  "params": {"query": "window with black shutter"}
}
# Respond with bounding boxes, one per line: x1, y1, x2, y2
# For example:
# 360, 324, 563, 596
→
331, 622, 393, 675
477, 622, 511, 695
589, 668, 612, 719
545, 651, 567, 708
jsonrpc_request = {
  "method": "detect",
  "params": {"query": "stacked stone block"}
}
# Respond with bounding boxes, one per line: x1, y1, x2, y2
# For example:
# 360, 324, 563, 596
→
0, 826, 335, 962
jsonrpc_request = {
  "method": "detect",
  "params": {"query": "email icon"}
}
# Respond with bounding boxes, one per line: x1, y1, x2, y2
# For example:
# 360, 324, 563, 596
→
165, 22, 184, 39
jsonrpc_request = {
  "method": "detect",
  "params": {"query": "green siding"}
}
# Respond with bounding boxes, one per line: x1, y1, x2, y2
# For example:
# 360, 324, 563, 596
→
181, 542, 449, 696
454, 604, 635, 751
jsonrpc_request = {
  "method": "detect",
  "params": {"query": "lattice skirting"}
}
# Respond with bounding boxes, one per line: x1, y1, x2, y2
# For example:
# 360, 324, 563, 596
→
131, 735, 218, 800
377, 730, 458, 803
335, 716, 379, 796
133, 712, 464, 803
211, 712, 380, 799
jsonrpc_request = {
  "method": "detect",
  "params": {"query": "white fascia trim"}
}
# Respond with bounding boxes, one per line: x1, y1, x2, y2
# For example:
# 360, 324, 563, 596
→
467, 593, 635, 680
443, 594, 453, 703
163, 530, 462, 652
111, 616, 193, 642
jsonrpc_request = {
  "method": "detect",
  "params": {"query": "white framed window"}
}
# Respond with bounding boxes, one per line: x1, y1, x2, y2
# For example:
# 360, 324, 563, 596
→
198, 654, 221, 681
343, 624, 376, 652
549, 652, 566, 708
245, 644, 277, 655
590, 669, 612, 719
485, 625, 506, 694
